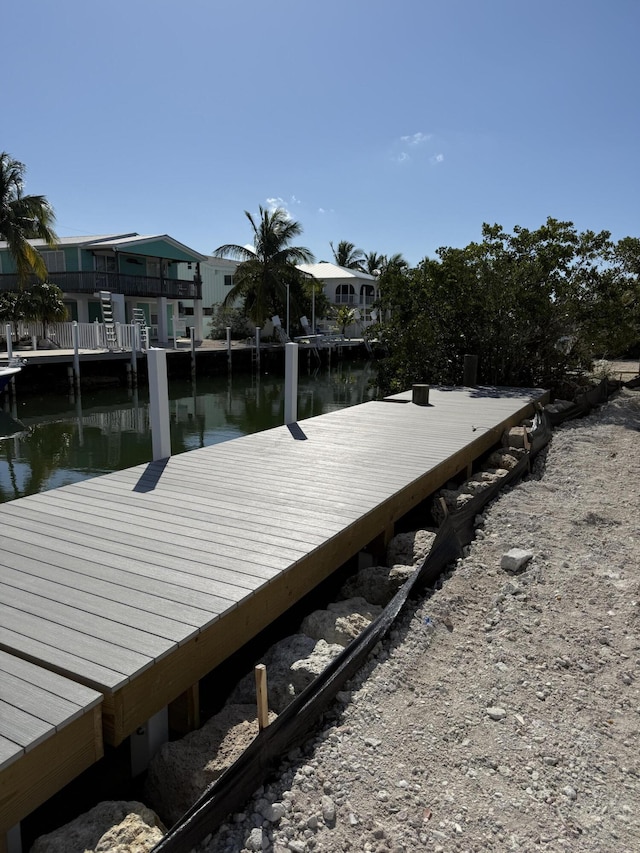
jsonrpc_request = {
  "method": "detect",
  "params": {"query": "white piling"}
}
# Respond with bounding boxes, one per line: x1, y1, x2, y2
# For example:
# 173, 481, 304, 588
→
130, 336, 137, 386
5, 324, 12, 360
72, 321, 80, 389
147, 348, 171, 460
130, 706, 169, 777
226, 326, 232, 369
190, 326, 196, 379
284, 341, 298, 424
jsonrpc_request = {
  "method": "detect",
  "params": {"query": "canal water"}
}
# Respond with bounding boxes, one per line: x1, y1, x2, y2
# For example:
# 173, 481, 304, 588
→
0, 361, 379, 503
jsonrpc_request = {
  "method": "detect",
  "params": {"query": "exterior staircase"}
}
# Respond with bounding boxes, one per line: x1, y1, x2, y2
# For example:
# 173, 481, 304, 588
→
99, 291, 118, 349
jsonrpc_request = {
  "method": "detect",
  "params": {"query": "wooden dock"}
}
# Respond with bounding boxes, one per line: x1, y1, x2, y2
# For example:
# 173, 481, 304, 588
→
0, 385, 547, 840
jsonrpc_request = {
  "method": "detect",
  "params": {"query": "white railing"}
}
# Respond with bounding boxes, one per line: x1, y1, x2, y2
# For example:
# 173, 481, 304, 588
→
0, 321, 147, 351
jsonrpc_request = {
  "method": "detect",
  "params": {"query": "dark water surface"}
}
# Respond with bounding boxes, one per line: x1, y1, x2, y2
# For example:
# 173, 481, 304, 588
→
0, 361, 379, 503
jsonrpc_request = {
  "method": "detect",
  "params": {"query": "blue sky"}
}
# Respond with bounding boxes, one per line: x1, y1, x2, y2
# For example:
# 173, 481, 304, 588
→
3, 0, 638, 266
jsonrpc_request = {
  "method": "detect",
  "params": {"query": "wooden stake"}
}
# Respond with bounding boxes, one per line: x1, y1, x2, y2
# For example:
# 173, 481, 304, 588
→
255, 664, 269, 731
439, 497, 449, 518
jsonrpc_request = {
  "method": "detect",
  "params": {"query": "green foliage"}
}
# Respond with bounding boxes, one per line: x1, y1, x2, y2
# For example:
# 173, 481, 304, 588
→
208, 303, 250, 339
0, 152, 58, 287
374, 218, 640, 394
214, 206, 315, 326
330, 240, 365, 270
0, 281, 67, 339
333, 305, 356, 336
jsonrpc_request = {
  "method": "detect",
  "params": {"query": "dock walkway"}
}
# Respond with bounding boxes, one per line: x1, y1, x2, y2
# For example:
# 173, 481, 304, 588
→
0, 385, 547, 842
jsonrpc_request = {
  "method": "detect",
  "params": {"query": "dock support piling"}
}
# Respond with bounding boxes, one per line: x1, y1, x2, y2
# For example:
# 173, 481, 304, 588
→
5, 324, 12, 360
226, 326, 232, 370
284, 342, 298, 425
147, 348, 171, 460
169, 683, 200, 736
4, 823, 22, 853
412, 384, 430, 406
130, 707, 168, 777
255, 327, 261, 369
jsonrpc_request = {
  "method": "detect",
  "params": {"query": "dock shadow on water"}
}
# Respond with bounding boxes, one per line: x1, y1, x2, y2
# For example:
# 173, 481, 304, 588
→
0, 361, 379, 503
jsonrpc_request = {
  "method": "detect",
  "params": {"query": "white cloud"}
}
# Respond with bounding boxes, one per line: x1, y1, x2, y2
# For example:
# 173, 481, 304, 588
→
400, 132, 432, 146
430, 153, 444, 165
395, 151, 410, 163
266, 195, 302, 218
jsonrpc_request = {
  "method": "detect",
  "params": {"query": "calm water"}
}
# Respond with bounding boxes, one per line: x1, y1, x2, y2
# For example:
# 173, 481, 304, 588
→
0, 361, 379, 503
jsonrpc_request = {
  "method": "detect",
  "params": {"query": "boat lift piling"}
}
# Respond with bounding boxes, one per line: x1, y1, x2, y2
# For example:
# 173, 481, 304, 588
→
284, 342, 298, 425
190, 327, 196, 380
72, 321, 80, 391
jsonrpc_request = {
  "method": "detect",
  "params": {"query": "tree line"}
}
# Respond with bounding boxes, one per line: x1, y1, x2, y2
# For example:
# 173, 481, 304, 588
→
373, 219, 640, 393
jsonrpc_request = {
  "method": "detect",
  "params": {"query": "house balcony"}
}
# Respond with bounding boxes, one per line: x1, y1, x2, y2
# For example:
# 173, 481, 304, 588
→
0, 271, 202, 301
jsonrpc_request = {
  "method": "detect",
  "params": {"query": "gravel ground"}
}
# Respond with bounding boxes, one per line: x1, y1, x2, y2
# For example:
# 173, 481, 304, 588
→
198, 386, 640, 853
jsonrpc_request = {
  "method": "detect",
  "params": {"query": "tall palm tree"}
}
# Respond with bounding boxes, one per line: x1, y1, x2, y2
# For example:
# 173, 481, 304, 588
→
330, 240, 365, 270
215, 206, 315, 326
363, 251, 385, 275
0, 153, 58, 287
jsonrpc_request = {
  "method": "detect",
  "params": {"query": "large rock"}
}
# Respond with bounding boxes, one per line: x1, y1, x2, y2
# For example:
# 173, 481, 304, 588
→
29, 801, 165, 853
227, 634, 317, 710
339, 563, 415, 605
300, 598, 383, 647
289, 639, 345, 699
385, 529, 437, 567
145, 704, 274, 826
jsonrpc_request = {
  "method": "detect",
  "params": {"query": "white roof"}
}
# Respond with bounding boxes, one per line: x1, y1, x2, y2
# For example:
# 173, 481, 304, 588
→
297, 262, 376, 281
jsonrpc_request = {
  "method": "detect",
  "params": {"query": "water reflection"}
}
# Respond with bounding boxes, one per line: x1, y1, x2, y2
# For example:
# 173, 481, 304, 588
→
0, 362, 379, 502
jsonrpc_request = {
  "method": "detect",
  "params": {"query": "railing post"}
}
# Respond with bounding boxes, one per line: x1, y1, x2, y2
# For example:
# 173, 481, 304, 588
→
94, 319, 101, 349
115, 322, 122, 349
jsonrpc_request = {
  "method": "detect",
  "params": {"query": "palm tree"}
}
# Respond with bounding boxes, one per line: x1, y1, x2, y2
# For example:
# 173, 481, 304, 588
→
382, 252, 409, 272
215, 206, 315, 326
363, 251, 385, 275
330, 240, 365, 270
0, 153, 58, 287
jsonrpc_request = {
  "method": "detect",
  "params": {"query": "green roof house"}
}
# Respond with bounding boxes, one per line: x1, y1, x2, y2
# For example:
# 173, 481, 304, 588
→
0, 233, 207, 343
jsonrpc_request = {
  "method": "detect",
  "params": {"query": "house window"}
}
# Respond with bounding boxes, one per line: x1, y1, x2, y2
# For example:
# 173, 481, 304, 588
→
360, 284, 375, 306
39, 250, 66, 273
335, 284, 355, 304
224, 274, 233, 287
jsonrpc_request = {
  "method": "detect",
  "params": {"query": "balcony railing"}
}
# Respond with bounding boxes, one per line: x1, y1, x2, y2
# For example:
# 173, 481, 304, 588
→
333, 294, 376, 306
0, 271, 201, 300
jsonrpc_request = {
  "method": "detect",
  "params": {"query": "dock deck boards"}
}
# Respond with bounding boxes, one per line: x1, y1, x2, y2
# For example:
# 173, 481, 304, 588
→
0, 650, 103, 833
0, 387, 546, 757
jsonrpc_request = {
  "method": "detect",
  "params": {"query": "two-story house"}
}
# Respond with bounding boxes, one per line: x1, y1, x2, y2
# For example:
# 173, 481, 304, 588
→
297, 262, 379, 332
0, 233, 207, 343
